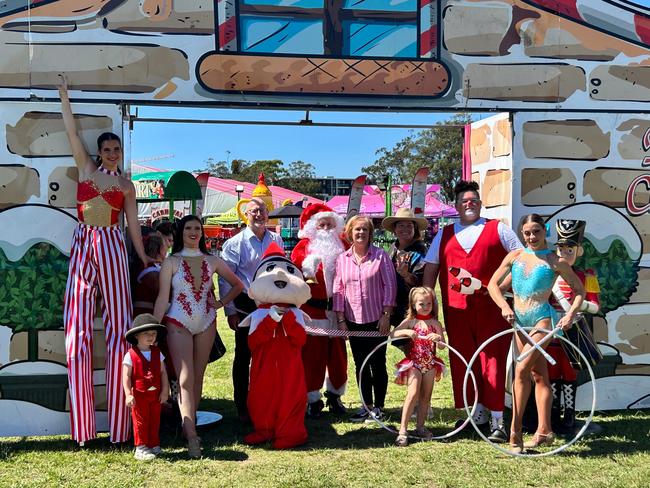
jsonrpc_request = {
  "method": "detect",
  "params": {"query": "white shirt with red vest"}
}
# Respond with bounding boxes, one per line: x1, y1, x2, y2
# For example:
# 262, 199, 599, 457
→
425, 218, 521, 264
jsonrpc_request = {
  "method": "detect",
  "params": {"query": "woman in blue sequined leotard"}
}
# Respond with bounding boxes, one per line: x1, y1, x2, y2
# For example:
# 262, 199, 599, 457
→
511, 248, 558, 329
488, 214, 584, 453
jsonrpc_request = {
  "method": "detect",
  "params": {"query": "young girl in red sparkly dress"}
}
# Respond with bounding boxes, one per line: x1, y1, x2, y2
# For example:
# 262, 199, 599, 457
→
392, 287, 446, 446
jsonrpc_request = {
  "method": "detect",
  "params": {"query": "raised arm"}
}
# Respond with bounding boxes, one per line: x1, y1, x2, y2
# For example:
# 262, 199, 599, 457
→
58, 77, 95, 176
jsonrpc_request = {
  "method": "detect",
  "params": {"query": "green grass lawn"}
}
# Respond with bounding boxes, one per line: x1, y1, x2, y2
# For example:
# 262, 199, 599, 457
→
1, 316, 649, 488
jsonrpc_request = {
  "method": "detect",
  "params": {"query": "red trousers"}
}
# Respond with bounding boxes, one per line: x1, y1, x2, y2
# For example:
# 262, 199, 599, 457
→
302, 334, 347, 402
443, 296, 511, 412
131, 389, 161, 448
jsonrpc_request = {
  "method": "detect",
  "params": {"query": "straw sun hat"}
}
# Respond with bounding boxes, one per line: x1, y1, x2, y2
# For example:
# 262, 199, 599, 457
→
381, 208, 429, 233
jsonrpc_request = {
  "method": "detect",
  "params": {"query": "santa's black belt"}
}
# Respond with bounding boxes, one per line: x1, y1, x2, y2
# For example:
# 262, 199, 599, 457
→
306, 297, 333, 311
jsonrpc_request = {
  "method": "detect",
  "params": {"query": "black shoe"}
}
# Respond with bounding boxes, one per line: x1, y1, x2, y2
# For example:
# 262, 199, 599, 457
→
238, 411, 251, 425
350, 407, 370, 423
487, 426, 508, 443
306, 399, 325, 418
551, 407, 563, 431
324, 392, 347, 415
563, 409, 575, 430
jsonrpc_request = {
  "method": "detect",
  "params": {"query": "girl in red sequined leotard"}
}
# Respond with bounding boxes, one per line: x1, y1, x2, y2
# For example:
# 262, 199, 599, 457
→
391, 287, 446, 446
59, 77, 150, 446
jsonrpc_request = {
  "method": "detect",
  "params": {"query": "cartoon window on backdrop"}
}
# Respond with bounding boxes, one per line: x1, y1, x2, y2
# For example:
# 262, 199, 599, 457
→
218, 0, 437, 59
201, 1, 446, 98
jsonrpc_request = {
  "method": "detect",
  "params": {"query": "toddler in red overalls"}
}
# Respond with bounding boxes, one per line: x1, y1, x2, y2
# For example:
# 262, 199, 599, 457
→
122, 314, 169, 461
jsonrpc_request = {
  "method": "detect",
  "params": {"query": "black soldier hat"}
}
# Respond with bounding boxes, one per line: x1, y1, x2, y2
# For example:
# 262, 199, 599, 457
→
555, 219, 586, 247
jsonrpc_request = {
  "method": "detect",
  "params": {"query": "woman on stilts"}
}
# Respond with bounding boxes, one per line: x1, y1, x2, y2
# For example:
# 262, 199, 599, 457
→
60, 77, 149, 445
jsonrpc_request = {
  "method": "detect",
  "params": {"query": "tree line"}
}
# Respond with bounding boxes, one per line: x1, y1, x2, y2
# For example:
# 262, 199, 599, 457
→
195, 114, 470, 202
195, 159, 320, 197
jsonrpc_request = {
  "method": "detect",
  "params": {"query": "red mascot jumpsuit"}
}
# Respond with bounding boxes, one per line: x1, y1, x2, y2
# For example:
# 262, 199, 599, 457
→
245, 305, 308, 449
129, 346, 162, 449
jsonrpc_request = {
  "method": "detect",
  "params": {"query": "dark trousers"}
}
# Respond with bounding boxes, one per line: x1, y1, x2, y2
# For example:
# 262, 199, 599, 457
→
348, 321, 388, 409
233, 313, 252, 417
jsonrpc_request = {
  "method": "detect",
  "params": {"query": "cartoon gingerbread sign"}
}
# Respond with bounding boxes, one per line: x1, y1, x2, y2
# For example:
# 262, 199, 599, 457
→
197, 0, 450, 98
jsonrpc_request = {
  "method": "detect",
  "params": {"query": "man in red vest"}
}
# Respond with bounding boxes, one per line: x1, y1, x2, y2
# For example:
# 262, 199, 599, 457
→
423, 181, 522, 442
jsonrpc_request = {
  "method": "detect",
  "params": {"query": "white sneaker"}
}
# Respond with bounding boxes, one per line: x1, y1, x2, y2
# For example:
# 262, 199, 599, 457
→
473, 407, 489, 426
365, 407, 385, 423
134, 445, 155, 461
150, 446, 161, 456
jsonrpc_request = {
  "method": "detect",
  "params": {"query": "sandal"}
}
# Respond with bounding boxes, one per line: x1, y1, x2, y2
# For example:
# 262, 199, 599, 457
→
415, 427, 434, 440
524, 432, 556, 449
509, 431, 523, 455
395, 433, 409, 447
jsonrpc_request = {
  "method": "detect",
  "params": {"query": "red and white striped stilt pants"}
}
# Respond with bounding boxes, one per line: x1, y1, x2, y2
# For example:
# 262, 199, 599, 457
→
64, 224, 132, 443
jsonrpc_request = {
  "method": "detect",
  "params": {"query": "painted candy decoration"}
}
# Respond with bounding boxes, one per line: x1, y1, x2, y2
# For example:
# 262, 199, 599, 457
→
523, 0, 650, 47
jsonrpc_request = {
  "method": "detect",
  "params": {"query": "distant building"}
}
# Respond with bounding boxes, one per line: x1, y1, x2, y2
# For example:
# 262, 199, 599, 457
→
313, 177, 355, 201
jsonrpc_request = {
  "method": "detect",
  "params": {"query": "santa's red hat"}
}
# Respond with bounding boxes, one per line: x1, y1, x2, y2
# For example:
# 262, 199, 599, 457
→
298, 203, 343, 238
254, 242, 294, 279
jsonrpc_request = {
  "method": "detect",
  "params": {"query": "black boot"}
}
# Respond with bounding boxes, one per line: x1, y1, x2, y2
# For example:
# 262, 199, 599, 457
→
562, 382, 577, 431
306, 399, 324, 419
550, 381, 563, 431
324, 391, 346, 415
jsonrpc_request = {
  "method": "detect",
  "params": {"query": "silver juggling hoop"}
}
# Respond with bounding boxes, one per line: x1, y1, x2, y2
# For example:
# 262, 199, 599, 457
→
462, 327, 597, 457
358, 338, 479, 441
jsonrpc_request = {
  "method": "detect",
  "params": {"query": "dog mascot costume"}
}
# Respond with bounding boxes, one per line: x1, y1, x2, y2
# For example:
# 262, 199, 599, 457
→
241, 242, 312, 449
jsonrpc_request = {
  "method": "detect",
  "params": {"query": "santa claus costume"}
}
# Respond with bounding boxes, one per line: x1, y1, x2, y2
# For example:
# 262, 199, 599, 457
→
291, 203, 348, 417
242, 243, 311, 449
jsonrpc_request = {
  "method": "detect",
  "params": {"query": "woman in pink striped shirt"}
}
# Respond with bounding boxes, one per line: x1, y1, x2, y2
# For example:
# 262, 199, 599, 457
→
333, 215, 397, 423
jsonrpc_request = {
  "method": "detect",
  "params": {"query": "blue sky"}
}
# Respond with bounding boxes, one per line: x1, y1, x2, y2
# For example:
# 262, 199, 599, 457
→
129, 106, 457, 178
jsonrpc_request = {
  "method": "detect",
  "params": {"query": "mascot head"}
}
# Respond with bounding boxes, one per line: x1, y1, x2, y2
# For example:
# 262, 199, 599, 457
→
249, 242, 311, 307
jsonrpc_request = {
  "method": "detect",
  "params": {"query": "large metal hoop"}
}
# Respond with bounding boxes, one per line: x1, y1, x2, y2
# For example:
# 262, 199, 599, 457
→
462, 328, 597, 457
358, 338, 479, 441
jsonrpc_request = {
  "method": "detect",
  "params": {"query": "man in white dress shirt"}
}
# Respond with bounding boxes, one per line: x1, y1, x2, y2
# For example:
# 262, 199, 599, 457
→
423, 181, 521, 442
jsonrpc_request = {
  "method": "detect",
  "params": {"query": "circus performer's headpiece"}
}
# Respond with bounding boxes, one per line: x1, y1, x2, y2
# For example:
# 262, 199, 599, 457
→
556, 219, 586, 247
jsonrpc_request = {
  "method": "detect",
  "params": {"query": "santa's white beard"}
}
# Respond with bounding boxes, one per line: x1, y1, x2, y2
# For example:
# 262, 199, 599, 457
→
306, 230, 345, 296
